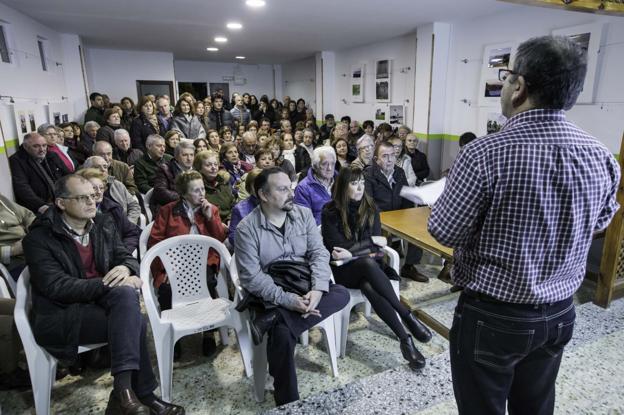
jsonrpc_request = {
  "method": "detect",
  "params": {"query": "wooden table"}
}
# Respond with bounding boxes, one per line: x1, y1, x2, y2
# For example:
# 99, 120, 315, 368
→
381, 207, 454, 339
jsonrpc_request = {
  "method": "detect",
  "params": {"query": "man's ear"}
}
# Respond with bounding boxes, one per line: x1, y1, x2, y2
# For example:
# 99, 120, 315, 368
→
55, 197, 66, 212
511, 75, 530, 109
257, 188, 268, 203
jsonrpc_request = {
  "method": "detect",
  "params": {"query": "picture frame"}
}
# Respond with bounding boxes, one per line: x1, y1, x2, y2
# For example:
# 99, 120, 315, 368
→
351, 63, 365, 103
478, 42, 516, 107
375, 59, 392, 102
552, 22, 605, 104
389, 105, 404, 125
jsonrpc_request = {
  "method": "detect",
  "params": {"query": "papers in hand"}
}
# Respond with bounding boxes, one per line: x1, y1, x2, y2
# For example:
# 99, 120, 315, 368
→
400, 177, 447, 206
330, 251, 384, 266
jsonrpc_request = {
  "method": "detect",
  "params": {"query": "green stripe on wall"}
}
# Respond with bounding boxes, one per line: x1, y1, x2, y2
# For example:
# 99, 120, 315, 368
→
5, 139, 18, 149
414, 133, 459, 142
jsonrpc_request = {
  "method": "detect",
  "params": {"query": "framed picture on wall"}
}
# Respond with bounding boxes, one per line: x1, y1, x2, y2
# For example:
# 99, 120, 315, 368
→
375, 59, 392, 102
375, 80, 390, 102
478, 42, 516, 107
375, 59, 390, 79
136, 80, 175, 102
552, 22, 605, 104
351, 63, 365, 103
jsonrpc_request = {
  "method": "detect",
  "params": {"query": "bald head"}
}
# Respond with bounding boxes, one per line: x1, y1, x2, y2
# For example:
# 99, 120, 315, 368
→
93, 140, 114, 164
23, 132, 48, 160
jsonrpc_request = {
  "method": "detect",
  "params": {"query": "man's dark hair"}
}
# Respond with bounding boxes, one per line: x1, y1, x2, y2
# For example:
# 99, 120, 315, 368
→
260, 116, 272, 124
54, 174, 90, 199
325, 114, 334, 121
340, 116, 351, 125
512, 36, 587, 110
254, 166, 286, 197
459, 132, 477, 147
362, 120, 374, 130
89, 92, 102, 102
374, 140, 394, 157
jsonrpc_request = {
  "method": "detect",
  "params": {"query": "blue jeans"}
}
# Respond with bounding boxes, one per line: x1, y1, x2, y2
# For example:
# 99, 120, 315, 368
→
450, 290, 575, 415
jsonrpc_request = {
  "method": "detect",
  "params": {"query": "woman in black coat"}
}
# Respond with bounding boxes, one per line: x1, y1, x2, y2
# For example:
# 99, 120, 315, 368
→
321, 166, 432, 369
130, 96, 163, 151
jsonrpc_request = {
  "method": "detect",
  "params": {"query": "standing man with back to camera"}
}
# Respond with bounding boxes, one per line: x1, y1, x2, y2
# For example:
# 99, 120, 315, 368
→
429, 36, 620, 415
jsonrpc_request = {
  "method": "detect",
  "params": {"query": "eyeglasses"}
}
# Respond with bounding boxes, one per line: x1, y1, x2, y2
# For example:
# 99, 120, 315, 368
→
498, 68, 523, 82
62, 194, 97, 203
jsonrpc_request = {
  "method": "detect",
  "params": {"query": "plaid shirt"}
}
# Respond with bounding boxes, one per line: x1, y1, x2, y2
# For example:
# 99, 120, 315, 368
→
429, 109, 620, 303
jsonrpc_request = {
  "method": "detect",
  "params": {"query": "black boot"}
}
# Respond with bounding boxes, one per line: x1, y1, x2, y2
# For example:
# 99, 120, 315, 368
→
402, 312, 432, 343
400, 336, 426, 370
249, 309, 279, 346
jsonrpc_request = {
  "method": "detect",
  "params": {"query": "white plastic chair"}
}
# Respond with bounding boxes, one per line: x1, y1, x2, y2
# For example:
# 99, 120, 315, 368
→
335, 246, 401, 357
229, 255, 340, 403
0, 274, 11, 299
140, 235, 253, 402
142, 189, 154, 222
0, 263, 16, 297
13, 268, 106, 415
139, 221, 154, 259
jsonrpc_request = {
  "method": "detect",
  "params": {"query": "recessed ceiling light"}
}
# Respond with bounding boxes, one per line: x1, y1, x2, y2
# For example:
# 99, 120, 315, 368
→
214, 36, 228, 43
246, 0, 266, 7
235, 56, 246, 60
206, 47, 219, 52
227, 22, 243, 30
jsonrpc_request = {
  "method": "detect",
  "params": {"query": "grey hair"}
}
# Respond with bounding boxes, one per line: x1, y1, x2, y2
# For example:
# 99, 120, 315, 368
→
54, 174, 90, 199
174, 140, 195, 158
311, 146, 336, 171
302, 128, 314, 136
512, 35, 587, 110
146, 134, 164, 148
82, 155, 106, 168
92, 140, 112, 153
356, 134, 374, 149
37, 123, 55, 135
84, 121, 100, 130
113, 128, 130, 142
242, 131, 256, 141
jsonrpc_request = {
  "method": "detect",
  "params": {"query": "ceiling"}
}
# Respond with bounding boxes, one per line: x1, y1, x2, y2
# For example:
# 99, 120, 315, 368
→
3, 0, 521, 64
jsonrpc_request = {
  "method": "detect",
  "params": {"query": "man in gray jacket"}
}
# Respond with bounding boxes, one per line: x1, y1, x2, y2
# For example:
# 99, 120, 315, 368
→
235, 167, 349, 406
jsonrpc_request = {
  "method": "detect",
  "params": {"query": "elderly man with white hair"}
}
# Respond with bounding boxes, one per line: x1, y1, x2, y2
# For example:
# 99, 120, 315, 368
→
350, 134, 375, 170
113, 129, 144, 166
82, 156, 141, 224
133, 134, 173, 194
93, 140, 138, 195
293, 146, 337, 225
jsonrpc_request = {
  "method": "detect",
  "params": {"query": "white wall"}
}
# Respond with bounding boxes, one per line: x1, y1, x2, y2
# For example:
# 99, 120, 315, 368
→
441, 7, 624, 170
282, 56, 316, 108
174, 60, 278, 99
85, 48, 175, 103
332, 33, 417, 125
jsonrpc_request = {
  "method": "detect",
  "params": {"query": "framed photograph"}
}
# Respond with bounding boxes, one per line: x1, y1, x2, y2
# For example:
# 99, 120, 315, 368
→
375, 59, 390, 79
389, 105, 404, 125
478, 43, 516, 107
375, 80, 390, 102
351, 63, 365, 103
53, 112, 61, 125
552, 22, 605, 104
48, 102, 72, 127
478, 108, 507, 136
375, 108, 386, 122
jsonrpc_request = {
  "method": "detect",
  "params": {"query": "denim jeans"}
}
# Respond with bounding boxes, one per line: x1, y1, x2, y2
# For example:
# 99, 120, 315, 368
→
450, 290, 575, 415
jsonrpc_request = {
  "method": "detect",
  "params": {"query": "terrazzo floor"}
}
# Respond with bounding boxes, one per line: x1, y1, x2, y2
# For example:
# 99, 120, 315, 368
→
1, 258, 622, 414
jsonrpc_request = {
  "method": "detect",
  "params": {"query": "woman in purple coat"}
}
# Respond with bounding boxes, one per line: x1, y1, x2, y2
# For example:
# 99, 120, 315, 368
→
293, 146, 337, 225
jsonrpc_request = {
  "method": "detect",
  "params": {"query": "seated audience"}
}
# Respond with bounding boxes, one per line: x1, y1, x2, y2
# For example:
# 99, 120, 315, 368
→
375, 123, 394, 143
0, 193, 35, 280
235, 167, 349, 406
253, 98, 274, 124
321, 166, 431, 369
294, 146, 337, 224
9, 132, 70, 213
279, 133, 298, 172
266, 137, 296, 181
362, 120, 374, 136
96, 108, 124, 144
364, 141, 428, 282
120, 97, 138, 131
230, 94, 251, 126
332, 137, 351, 169
84, 92, 105, 125
60, 122, 90, 165
350, 134, 375, 170
195, 101, 209, 133
228, 168, 261, 248
220, 143, 253, 193
238, 132, 258, 165
151, 140, 195, 216
76, 169, 140, 253
347, 121, 364, 145
148, 171, 227, 357
397, 125, 411, 140
156, 96, 173, 133
459, 131, 477, 148
206, 129, 221, 152
131, 96, 163, 152
220, 126, 234, 143
194, 150, 235, 223
83, 121, 100, 150
39, 123, 76, 172
82, 156, 142, 225
134, 135, 173, 194
207, 96, 234, 131
113, 129, 143, 166
390, 136, 417, 187
319, 114, 335, 143
404, 133, 430, 184
193, 138, 209, 153
23, 174, 184, 415
170, 98, 206, 140
236, 149, 275, 201
93, 140, 139, 195
164, 129, 182, 157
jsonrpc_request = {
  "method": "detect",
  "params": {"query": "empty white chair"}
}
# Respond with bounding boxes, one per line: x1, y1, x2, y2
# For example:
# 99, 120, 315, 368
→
0, 263, 16, 297
13, 268, 106, 415
140, 235, 252, 402
229, 255, 340, 403
335, 246, 401, 357
142, 189, 154, 222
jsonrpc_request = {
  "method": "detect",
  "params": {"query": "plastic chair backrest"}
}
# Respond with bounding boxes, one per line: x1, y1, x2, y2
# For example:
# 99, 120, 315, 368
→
142, 189, 154, 222
0, 275, 11, 299
13, 268, 39, 355
139, 222, 154, 259
142, 234, 232, 308
0, 263, 16, 297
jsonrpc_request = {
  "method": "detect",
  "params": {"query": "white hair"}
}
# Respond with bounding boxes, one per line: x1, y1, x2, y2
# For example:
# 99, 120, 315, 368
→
92, 140, 112, 153
174, 140, 195, 158
84, 121, 100, 130
311, 145, 336, 170
83, 155, 106, 168
356, 134, 374, 150
145, 134, 164, 148
113, 128, 130, 142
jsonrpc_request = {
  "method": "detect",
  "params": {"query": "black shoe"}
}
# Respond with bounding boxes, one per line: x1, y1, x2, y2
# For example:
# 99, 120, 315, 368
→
202, 332, 217, 358
140, 395, 186, 415
105, 389, 150, 415
400, 336, 426, 370
450, 285, 464, 293
437, 263, 453, 284
249, 309, 279, 346
401, 265, 430, 283
402, 312, 432, 343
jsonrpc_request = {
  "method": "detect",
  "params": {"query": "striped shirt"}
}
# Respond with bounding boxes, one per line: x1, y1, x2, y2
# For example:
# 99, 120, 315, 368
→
428, 109, 620, 303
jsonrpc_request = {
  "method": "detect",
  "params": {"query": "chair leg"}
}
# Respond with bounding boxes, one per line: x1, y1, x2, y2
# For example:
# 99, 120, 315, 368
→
252, 339, 268, 403
364, 300, 372, 318
321, 316, 339, 377
339, 305, 353, 358
29, 350, 56, 415
154, 333, 175, 403
218, 327, 230, 346
235, 322, 253, 378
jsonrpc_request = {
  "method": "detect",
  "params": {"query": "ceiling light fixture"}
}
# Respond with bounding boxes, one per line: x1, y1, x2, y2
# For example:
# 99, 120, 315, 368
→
246, 0, 266, 8
206, 47, 219, 52
235, 56, 246, 60
214, 36, 228, 43
226, 22, 243, 30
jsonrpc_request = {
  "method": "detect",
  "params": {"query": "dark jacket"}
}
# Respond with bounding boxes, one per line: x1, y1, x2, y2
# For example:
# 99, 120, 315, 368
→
113, 147, 143, 166
98, 197, 141, 253
364, 164, 413, 212
294, 146, 311, 173
9, 147, 70, 213
206, 108, 234, 131
130, 114, 163, 151
65, 137, 91, 166
151, 158, 184, 216
109, 159, 139, 196
203, 174, 236, 222
406, 149, 430, 183
134, 153, 173, 194
84, 106, 105, 125
23, 208, 138, 362
95, 124, 122, 145
321, 201, 381, 256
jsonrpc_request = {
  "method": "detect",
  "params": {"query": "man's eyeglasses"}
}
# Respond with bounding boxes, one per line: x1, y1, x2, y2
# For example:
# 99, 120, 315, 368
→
61, 194, 97, 204
498, 68, 523, 82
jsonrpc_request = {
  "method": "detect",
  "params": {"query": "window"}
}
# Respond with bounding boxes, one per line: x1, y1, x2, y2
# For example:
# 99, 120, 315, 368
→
0, 25, 10, 64
37, 37, 47, 71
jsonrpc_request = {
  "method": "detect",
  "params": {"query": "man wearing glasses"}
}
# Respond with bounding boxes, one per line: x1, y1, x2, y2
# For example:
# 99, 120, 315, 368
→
429, 36, 620, 414
23, 174, 185, 414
